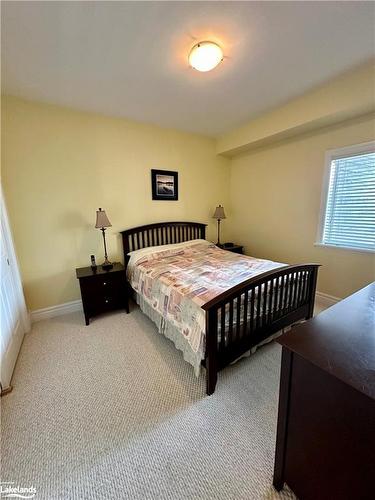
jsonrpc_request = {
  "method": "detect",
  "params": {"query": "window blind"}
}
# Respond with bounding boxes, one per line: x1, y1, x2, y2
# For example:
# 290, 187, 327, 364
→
322, 151, 375, 252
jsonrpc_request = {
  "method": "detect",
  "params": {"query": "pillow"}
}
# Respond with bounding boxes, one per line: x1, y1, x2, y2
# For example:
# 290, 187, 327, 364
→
127, 239, 210, 268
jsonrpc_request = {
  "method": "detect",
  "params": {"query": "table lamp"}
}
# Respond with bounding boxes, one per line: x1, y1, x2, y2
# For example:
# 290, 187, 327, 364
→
213, 204, 226, 247
95, 208, 113, 270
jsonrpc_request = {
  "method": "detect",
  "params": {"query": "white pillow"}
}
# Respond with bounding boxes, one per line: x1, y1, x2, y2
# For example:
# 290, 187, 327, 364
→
128, 238, 208, 257
127, 239, 210, 268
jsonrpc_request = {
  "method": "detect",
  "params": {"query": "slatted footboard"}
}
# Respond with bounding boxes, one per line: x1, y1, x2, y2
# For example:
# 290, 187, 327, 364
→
202, 264, 320, 395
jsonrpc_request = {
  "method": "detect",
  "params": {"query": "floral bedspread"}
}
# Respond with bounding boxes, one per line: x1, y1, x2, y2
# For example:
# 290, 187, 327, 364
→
127, 240, 284, 366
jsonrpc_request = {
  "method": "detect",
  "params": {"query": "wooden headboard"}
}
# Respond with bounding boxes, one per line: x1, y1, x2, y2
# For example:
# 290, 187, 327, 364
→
121, 221, 207, 265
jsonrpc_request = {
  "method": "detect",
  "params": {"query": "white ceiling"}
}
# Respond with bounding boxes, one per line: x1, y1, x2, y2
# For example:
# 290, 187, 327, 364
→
2, 1, 375, 137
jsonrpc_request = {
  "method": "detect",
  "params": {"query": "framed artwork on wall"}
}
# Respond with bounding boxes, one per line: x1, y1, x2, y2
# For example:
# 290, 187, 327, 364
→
151, 169, 178, 201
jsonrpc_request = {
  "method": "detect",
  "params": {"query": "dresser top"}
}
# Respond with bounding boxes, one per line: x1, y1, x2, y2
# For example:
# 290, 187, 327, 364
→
278, 282, 375, 400
76, 262, 124, 279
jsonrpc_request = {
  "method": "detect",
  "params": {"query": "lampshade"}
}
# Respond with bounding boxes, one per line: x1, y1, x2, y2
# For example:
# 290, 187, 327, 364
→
213, 205, 226, 220
95, 208, 112, 228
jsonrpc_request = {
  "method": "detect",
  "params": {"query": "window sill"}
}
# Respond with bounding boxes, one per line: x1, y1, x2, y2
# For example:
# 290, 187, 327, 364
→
314, 242, 375, 254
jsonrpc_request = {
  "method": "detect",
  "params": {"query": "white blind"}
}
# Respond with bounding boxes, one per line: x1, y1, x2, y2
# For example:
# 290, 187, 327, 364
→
322, 151, 375, 252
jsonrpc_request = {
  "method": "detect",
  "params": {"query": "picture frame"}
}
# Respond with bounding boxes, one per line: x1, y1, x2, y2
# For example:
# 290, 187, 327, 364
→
151, 169, 178, 201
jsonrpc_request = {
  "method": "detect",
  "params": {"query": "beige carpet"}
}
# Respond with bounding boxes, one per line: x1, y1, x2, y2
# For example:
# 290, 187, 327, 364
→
1, 304, 298, 499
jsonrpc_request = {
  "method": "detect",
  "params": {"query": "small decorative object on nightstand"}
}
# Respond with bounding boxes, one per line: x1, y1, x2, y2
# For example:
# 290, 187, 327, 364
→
212, 204, 226, 247
95, 208, 113, 270
222, 243, 243, 254
76, 262, 129, 325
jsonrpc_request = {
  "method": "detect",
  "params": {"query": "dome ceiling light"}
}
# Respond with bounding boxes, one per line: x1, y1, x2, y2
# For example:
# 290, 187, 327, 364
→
188, 41, 223, 72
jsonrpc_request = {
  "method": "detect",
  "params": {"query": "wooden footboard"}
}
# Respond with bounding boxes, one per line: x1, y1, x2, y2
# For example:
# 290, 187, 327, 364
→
202, 264, 320, 395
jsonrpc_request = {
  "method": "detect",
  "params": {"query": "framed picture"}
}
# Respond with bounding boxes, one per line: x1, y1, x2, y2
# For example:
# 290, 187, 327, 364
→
151, 169, 178, 201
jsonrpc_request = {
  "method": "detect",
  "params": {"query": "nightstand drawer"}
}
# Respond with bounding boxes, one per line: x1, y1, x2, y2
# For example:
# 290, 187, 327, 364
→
80, 273, 124, 296
229, 246, 243, 254
89, 293, 123, 313
222, 244, 243, 254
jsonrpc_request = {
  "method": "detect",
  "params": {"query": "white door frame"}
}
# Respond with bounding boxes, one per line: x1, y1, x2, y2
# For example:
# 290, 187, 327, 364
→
1, 185, 30, 391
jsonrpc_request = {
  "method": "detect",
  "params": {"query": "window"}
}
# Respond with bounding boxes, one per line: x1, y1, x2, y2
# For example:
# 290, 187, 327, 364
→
317, 142, 375, 253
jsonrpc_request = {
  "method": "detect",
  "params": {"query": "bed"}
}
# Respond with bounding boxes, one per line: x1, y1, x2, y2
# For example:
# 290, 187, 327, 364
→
121, 221, 319, 395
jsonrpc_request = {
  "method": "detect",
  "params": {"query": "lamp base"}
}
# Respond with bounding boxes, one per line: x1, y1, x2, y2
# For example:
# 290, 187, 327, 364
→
102, 258, 113, 271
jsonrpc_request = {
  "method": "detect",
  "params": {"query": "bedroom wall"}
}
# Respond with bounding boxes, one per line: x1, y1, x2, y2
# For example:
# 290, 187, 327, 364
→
218, 61, 375, 155
229, 113, 375, 299
1, 96, 230, 311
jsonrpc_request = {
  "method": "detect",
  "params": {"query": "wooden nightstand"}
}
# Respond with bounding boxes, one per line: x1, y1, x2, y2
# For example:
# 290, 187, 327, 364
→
222, 243, 243, 254
76, 262, 129, 325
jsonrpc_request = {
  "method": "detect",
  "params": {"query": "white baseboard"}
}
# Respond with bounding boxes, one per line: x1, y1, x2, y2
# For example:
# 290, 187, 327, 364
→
30, 299, 83, 323
315, 291, 341, 309
29, 291, 340, 324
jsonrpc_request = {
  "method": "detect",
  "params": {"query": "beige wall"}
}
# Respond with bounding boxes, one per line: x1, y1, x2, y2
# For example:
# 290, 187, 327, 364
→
2, 93, 374, 311
1, 96, 230, 310
229, 114, 375, 299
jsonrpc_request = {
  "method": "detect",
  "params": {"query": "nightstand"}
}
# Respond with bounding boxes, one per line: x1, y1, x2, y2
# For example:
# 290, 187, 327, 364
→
222, 244, 244, 254
76, 262, 129, 325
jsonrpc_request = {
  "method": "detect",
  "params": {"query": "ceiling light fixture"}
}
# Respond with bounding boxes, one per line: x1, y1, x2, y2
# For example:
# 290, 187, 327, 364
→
188, 41, 223, 72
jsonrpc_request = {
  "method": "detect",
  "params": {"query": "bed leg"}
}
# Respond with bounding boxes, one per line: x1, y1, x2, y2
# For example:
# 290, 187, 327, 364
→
206, 357, 217, 395
205, 308, 218, 395
307, 267, 319, 319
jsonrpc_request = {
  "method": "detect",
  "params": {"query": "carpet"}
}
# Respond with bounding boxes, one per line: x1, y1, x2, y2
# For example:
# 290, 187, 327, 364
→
1, 305, 297, 499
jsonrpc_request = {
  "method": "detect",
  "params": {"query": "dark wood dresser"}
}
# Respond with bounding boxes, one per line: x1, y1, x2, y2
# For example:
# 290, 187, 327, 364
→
273, 282, 375, 500
76, 262, 129, 325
